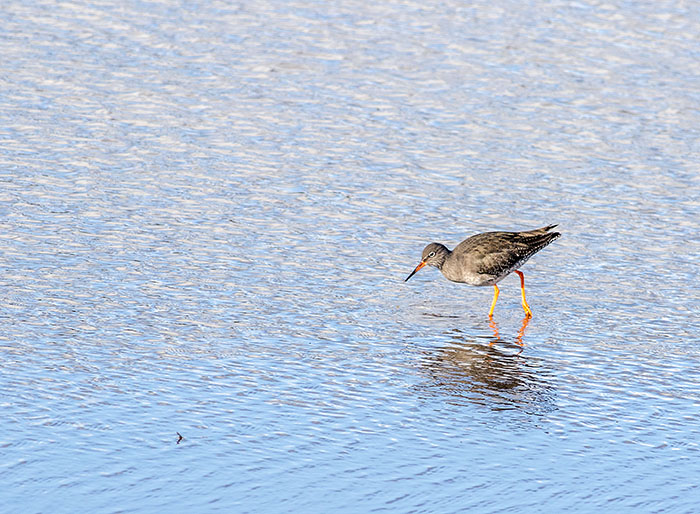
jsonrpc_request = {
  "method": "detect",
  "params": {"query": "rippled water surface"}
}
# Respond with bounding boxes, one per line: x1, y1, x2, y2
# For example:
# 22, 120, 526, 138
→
2, 0, 700, 511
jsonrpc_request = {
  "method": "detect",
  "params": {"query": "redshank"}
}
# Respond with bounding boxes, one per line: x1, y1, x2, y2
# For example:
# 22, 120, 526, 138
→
405, 225, 560, 318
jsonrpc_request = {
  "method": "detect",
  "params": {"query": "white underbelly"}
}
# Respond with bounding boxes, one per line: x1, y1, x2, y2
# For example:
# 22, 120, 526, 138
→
454, 271, 502, 287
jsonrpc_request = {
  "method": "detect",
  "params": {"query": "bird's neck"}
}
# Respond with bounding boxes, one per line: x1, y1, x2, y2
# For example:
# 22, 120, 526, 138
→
435, 249, 451, 270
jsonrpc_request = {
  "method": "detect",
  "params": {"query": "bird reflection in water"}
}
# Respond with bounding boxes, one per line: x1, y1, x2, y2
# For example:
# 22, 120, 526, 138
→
419, 318, 555, 413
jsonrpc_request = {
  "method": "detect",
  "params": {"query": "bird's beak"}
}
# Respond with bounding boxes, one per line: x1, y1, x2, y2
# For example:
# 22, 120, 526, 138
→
405, 261, 426, 282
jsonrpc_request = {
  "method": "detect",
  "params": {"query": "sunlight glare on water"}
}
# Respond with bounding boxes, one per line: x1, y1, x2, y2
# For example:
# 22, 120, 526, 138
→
1, 0, 700, 511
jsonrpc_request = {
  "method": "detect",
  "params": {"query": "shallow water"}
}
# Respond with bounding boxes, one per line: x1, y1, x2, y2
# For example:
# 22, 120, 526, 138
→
2, 0, 700, 511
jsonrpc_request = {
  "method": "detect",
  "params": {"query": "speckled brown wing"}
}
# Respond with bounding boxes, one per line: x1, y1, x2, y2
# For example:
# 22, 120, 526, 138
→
453, 228, 560, 279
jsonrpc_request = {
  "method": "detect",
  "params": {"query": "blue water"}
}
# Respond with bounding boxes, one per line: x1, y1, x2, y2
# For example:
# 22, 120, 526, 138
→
2, 0, 700, 512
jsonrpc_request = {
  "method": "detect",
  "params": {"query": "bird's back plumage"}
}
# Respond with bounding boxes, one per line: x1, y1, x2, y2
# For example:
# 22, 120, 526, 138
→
441, 225, 560, 285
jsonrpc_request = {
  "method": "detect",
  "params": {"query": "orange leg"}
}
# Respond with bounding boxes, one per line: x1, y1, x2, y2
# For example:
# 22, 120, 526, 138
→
514, 270, 533, 318
488, 284, 500, 318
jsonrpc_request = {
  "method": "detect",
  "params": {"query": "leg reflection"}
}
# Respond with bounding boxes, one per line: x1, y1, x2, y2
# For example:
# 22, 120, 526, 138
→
487, 316, 530, 351
515, 315, 531, 347
488, 317, 500, 346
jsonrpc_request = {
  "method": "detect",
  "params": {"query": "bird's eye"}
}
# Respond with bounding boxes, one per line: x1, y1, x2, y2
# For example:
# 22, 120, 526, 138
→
428, 251, 436, 258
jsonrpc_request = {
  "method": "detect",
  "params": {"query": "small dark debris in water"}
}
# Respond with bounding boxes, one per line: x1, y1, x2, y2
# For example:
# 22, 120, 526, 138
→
176, 432, 183, 444
422, 312, 461, 318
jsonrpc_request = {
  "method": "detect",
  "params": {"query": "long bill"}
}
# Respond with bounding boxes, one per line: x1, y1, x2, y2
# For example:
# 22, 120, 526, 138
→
404, 261, 426, 282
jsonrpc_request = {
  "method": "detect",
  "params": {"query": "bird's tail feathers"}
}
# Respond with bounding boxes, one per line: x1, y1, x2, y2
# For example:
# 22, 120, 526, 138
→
522, 224, 560, 237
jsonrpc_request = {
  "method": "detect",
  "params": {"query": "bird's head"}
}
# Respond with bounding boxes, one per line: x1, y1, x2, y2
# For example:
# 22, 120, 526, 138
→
405, 243, 449, 282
